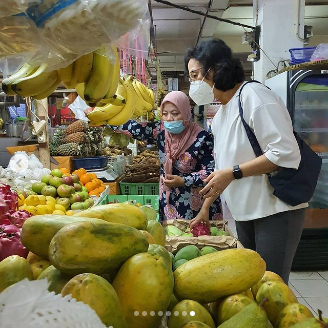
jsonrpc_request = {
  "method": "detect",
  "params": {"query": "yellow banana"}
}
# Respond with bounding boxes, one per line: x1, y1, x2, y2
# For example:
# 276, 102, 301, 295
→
99, 94, 126, 107
89, 120, 108, 127
87, 103, 124, 122
33, 77, 61, 100
84, 46, 114, 106
12, 64, 59, 97
2, 63, 37, 95
71, 52, 94, 85
134, 79, 154, 105
75, 83, 85, 100
107, 78, 136, 126
58, 62, 74, 84
130, 78, 153, 113
103, 44, 120, 100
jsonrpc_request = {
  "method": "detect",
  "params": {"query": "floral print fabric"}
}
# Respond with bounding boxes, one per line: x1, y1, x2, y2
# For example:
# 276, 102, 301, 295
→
118, 120, 221, 221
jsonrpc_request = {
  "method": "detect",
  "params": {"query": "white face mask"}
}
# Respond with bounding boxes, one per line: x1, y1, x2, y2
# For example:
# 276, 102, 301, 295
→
189, 78, 214, 106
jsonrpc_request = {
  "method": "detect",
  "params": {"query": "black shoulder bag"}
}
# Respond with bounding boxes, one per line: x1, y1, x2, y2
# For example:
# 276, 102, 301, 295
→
238, 81, 322, 206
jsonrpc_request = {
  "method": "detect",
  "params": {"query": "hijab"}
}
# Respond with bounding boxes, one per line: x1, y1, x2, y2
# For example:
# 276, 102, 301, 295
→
161, 91, 203, 204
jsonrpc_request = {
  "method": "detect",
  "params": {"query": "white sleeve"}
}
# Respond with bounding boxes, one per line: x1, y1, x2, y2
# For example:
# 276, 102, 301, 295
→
251, 103, 301, 169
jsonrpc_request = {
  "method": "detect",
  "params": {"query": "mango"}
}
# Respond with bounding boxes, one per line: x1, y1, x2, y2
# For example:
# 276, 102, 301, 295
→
61, 273, 127, 328
0, 255, 33, 292
174, 259, 188, 271
200, 246, 217, 256
174, 245, 200, 262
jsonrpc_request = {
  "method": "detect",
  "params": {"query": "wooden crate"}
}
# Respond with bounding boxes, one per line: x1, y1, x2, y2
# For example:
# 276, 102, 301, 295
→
50, 156, 74, 172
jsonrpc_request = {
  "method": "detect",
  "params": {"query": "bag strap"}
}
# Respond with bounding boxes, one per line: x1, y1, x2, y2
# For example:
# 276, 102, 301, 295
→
238, 80, 263, 158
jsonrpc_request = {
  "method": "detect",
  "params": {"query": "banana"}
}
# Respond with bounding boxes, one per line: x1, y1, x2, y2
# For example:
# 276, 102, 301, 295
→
33, 76, 61, 100
58, 62, 74, 84
84, 46, 115, 106
98, 94, 126, 107
134, 79, 154, 105
116, 79, 127, 98
75, 83, 85, 100
103, 44, 120, 100
87, 103, 124, 122
12, 64, 59, 97
130, 78, 153, 113
71, 52, 94, 86
89, 119, 108, 127
107, 78, 136, 126
2, 63, 37, 95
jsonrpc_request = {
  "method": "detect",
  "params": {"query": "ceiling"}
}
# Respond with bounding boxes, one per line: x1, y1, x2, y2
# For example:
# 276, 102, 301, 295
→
149, 0, 328, 79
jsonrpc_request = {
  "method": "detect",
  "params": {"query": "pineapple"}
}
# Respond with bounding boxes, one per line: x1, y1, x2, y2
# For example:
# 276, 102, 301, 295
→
57, 143, 81, 156
64, 132, 86, 144
66, 120, 87, 135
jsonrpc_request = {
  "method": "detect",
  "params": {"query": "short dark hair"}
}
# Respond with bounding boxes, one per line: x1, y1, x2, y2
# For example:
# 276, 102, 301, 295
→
185, 38, 245, 91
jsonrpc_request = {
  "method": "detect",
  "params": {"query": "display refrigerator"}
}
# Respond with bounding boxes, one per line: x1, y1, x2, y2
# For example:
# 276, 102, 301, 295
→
266, 69, 328, 270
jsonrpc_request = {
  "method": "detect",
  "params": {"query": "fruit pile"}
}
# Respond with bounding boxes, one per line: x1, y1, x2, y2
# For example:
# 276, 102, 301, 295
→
0, 202, 327, 328
21, 168, 94, 215
164, 222, 229, 237
72, 168, 106, 197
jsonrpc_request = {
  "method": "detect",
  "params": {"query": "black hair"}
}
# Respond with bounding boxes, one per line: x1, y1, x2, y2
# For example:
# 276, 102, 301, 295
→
184, 38, 245, 91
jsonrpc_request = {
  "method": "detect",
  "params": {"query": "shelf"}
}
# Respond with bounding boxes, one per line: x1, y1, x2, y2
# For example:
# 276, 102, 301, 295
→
296, 128, 328, 133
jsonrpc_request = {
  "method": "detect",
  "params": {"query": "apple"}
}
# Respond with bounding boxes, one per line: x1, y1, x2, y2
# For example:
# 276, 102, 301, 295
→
57, 184, 75, 198
41, 174, 53, 184
32, 182, 47, 195
73, 183, 82, 192
81, 186, 88, 193
70, 194, 82, 204
71, 202, 85, 210
41, 185, 57, 198
51, 169, 63, 178
56, 197, 70, 209
84, 198, 94, 208
71, 174, 80, 183
49, 176, 64, 188
62, 176, 73, 185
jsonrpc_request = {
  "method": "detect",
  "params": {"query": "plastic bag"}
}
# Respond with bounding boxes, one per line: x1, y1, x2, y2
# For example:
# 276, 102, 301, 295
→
0, 0, 41, 19
68, 96, 90, 122
310, 43, 328, 62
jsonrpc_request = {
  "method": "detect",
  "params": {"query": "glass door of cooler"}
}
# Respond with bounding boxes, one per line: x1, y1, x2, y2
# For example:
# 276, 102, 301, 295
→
293, 73, 328, 208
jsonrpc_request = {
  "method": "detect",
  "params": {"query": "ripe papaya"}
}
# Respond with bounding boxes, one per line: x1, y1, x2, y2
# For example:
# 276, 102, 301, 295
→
74, 203, 148, 229
146, 220, 165, 246
112, 252, 174, 328
61, 273, 127, 328
140, 230, 156, 244
0, 255, 33, 292
275, 303, 314, 328
49, 221, 148, 275
256, 281, 298, 325
26, 252, 51, 279
251, 270, 284, 298
174, 248, 266, 303
148, 244, 172, 268
37, 265, 73, 294
168, 300, 216, 328
21, 215, 105, 259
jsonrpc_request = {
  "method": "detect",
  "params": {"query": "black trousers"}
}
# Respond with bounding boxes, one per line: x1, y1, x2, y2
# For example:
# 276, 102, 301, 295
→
235, 208, 306, 284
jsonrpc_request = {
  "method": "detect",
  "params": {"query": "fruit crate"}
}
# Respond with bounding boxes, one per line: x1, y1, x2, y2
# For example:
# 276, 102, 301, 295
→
119, 182, 159, 195
72, 156, 108, 171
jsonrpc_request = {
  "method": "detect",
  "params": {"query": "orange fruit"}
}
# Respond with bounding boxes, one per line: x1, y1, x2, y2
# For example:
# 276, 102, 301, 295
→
79, 168, 87, 175
89, 173, 97, 180
89, 190, 99, 197
85, 181, 95, 192
60, 168, 69, 174
72, 169, 83, 178
98, 186, 105, 193
80, 173, 92, 185
91, 179, 101, 188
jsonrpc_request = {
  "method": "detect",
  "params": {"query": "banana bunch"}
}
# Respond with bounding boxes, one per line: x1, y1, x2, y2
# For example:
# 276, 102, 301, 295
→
2, 63, 60, 99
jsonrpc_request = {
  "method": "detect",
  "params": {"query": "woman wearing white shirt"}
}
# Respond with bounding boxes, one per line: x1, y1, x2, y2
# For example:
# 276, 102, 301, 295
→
185, 39, 307, 283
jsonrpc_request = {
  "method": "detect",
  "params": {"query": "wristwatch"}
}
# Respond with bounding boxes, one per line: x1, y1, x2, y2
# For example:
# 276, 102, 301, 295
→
233, 165, 243, 179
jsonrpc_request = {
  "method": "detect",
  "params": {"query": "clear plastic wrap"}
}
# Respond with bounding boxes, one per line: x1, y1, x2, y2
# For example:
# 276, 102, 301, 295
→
0, 0, 41, 19
310, 43, 328, 62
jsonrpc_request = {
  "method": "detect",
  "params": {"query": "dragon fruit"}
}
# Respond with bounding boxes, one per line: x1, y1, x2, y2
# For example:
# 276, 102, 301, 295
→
9, 210, 32, 228
191, 222, 211, 237
0, 219, 28, 261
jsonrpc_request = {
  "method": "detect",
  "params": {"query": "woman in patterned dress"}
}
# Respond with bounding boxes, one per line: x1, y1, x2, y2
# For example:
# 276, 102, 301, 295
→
114, 91, 221, 222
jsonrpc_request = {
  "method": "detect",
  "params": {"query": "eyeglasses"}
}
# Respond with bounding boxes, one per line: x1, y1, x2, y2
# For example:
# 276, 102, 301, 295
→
188, 67, 204, 82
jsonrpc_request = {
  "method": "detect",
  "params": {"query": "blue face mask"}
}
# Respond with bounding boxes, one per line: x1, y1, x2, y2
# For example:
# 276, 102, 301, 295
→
164, 120, 185, 134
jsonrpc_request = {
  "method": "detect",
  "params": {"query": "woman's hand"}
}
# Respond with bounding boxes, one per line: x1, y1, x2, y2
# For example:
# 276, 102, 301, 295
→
200, 168, 234, 198
189, 207, 210, 229
163, 174, 185, 188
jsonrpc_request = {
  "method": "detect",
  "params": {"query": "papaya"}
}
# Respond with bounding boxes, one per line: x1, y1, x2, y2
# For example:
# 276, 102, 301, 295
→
217, 293, 255, 324
275, 303, 314, 328
0, 255, 33, 292
182, 322, 212, 328
174, 245, 200, 262
174, 248, 266, 303
21, 215, 105, 259
148, 244, 172, 268
61, 273, 127, 328
168, 300, 216, 328
167, 293, 179, 311
49, 221, 149, 275
146, 220, 165, 246
251, 271, 284, 298
112, 252, 174, 328
140, 230, 156, 244
26, 252, 51, 279
37, 265, 73, 294
256, 281, 298, 325
74, 203, 148, 229
242, 288, 254, 300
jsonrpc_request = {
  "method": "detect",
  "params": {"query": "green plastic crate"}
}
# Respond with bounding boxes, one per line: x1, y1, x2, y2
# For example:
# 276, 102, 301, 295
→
98, 195, 127, 205
119, 182, 159, 195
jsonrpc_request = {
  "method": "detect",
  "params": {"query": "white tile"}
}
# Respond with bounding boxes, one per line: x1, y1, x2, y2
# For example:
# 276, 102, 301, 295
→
290, 271, 324, 280
297, 297, 317, 316
318, 271, 328, 281
303, 297, 328, 316
289, 283, 300, 297
291, 279, 328, 297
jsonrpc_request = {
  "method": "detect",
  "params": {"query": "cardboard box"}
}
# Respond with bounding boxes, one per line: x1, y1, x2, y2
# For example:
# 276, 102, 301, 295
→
103, 175, 124, 195
50, 156, 74, 172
